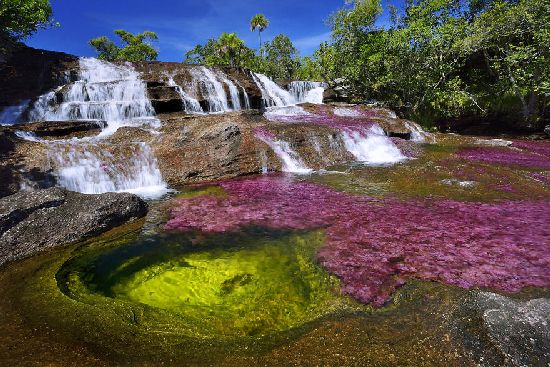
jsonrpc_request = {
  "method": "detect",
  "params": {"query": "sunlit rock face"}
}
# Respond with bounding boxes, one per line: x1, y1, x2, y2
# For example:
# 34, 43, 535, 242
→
165, 176, 550, 306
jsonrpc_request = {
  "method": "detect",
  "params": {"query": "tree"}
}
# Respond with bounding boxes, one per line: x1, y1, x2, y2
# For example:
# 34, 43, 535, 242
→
0, 0, 57, 57
261, 34, 300, 80
317, 0, 549, 128
250, 14, 270, 53
461, 0, 550, 125
0, 0, 55, 40
89, 30, 159, 62
184, 33, 256, 68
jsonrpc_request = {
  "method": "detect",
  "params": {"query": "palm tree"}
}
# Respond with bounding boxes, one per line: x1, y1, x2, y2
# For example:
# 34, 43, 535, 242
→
250, 14, 269, 55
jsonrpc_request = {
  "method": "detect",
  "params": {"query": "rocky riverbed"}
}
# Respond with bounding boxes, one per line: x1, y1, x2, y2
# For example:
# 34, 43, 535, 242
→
0, 47, 548, 366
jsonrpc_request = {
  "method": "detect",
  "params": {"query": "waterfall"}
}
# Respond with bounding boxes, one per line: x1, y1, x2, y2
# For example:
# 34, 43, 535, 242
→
341, 125, 406, 165
166, 75, 203, 114
217, 72, 242, 110
288, 81, 326, 104
404, 121, 434, 143
190, 67, 229, 113
0, 100, 30, 125
17, 57, 169, 199
255, 130, 312, 174
252, 73, 296, 107
28, 58, 158, 134
238, 84, 251, 109
168, 68, 249, 113
48, 141, 168, 199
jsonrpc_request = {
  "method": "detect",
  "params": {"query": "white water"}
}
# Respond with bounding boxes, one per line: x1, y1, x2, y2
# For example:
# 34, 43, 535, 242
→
264, 105, 311, 121
190, 67, 229, 113
334, 107, 362, 117
341, 125, 406, 165
404, 121, 434, 143
166, 75, 203, 113
288, 81, 326, 104
252, 73, 296, 107
256, 134, 312, 174
168, 68, 250, 113
29, 58, 158, 134
21, 57, 169, 199
0, 100, 30, 125
49, 141, 168, 199
217, 72, 242, 111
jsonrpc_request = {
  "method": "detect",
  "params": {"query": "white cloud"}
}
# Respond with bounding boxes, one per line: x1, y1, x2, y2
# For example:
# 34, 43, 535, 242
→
293, 32, 331, 54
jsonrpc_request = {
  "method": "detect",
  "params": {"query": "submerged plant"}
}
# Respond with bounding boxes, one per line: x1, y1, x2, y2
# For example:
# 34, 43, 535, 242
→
166, 176, 550, 306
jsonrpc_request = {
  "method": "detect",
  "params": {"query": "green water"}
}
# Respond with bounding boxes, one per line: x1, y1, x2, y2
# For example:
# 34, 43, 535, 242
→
57, 228, 345, 338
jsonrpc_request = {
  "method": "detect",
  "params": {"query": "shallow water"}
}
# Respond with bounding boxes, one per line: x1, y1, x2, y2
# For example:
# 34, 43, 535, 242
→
0, 134, 549, 366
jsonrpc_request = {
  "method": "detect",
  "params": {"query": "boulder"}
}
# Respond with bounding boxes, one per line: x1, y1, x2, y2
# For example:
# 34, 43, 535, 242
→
0, 188, 148, 266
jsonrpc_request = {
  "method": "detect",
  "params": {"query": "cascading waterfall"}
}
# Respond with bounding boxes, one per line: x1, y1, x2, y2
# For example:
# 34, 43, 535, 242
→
190, 67, 229, 113
29, 58, 159, 135
0, 100, 30, 125
341, 125, 406, 165
288, 81, 326, 104
217, 72, 242, 111
252, 73, 296, 107
167, 68, 250, 113
20, 57, 169, 199
255, 130, 312, 174
49, 141, 167, 199
166, 75, 203, 114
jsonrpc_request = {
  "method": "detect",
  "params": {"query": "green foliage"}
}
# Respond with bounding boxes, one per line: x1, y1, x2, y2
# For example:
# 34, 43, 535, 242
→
319, 0, 550, 127
0, 0, 56, 40
258, 34, 300, 80
0, 0, 57, 57
184, 32, 255, 68
89, 30, 159, 62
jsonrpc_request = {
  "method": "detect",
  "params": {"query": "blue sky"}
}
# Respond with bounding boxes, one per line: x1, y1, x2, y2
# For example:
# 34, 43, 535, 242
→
27, 0, 397, 61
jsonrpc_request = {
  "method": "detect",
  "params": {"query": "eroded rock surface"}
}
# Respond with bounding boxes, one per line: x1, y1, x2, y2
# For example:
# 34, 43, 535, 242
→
0, 188, 147, 266
463, 292, 550, 367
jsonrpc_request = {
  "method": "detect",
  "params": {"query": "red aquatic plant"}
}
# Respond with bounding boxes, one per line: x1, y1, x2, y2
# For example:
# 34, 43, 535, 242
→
165, 176, 550, 306
457, 140, 550, 168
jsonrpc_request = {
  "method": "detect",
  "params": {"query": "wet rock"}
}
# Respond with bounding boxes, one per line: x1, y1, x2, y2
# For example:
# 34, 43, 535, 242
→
468, 292, 550, 367
147, 85, 184, 113
0, 188, 147, 266
0, 45, 77, 108
475, 139, 514, 147
8, 120, 106, 138
440, 179, 478, 189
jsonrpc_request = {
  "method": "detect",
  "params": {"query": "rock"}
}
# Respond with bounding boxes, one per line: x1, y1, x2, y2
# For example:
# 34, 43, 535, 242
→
0, 188, 148, 266
544, 125, 550, 137
9, 120, 106, 138
466, 292, 550, 367
475, 139, 514, 147
147, 85, 184, 113
0, 45, 77, 108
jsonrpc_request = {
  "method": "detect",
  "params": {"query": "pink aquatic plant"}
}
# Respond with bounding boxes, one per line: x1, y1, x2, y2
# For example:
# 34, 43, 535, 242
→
530, 172, 550, 185
457, 140, 550, 168
165, 176, 550, 306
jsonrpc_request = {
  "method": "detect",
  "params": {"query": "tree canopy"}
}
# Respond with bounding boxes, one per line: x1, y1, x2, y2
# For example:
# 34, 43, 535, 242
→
0, 0, 57, 57
89, 30, 159, 62
0, 0, 55, 40
315, 0, 549, 128
184, 32, 255, 68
